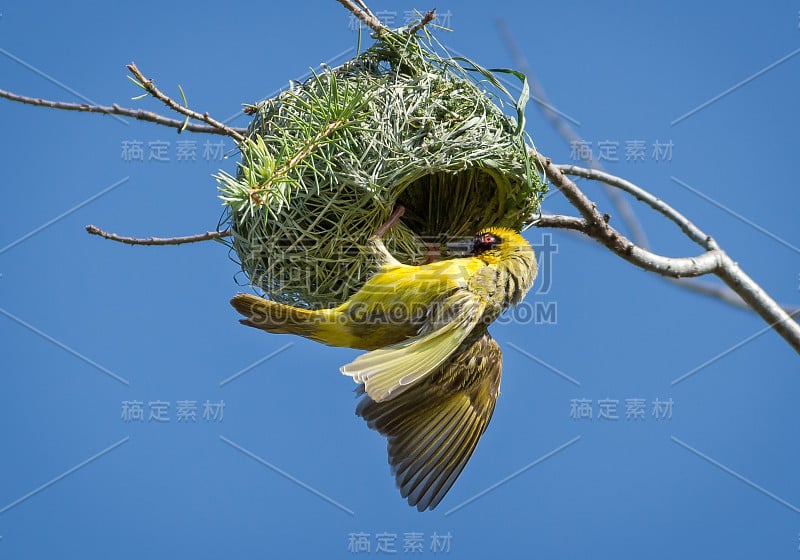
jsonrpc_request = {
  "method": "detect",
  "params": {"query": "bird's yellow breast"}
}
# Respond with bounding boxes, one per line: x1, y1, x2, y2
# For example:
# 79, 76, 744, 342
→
308, 227, 536, 350
315, 257, 485, 349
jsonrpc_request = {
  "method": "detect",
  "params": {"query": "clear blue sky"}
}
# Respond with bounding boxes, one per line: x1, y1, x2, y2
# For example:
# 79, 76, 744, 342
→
1, 1, 798, 558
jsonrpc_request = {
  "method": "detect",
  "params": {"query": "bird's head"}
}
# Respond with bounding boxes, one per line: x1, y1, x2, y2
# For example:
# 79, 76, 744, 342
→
470, 227, 527, 260
471, 227, 538, 305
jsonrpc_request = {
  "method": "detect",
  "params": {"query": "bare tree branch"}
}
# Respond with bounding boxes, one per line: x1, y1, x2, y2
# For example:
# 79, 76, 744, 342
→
531, 214, 588, 232
353, 0, 378, 20
536, 157, 800, 353
86, 224, 230, 246
126, 62, 246, 143
336, 0, 387, 34
556, 164, 800, 314
407, 9, 437, 35
337, 0, 435, 36
556, 165, 715, 249
534, 165, 721, 276
0, 87, 249, 136
715, 257, 800, 345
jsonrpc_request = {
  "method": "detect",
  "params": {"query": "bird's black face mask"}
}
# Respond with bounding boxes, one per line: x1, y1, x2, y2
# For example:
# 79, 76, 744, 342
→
470, 231, 502, 255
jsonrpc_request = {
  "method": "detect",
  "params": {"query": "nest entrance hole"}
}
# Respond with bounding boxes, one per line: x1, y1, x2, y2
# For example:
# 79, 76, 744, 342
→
396, 167, 508, 245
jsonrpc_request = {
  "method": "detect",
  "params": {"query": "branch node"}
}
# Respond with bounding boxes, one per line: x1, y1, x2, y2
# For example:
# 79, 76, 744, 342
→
407, 9, 436, 35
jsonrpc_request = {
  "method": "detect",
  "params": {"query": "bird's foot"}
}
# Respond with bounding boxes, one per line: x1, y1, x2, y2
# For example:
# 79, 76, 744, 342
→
374, 205, 406, 239
370, 204, 406, 266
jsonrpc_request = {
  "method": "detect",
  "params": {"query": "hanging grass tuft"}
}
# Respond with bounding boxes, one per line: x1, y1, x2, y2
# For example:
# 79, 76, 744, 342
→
216, 29, 547, 309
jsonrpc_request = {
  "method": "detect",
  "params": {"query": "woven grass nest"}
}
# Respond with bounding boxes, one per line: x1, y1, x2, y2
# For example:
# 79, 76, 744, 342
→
216, 30, 547, 309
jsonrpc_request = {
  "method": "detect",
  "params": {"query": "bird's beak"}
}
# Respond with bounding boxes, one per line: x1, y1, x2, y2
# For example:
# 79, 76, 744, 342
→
445, 239, 473, 257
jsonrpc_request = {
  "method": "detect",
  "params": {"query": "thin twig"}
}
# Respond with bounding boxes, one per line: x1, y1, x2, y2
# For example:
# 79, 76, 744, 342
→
126, 62, 246, 143
86, 224, 230, 246
532, 213, 588, 232
0, 87, 248, 136
535, 211, 798, 314
715, 255, 800, 347
336, 0, 387, 34
556, 164, 715, 249
408, 9, 437, 35
353, 0, 376, 18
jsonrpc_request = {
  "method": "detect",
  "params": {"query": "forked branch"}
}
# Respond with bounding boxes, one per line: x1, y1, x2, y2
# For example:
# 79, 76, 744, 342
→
126, 62, 245, 143
534, 158, 800, 353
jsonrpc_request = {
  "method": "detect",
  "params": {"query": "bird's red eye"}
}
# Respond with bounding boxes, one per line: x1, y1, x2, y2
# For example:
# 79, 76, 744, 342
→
471, 231, 502, 255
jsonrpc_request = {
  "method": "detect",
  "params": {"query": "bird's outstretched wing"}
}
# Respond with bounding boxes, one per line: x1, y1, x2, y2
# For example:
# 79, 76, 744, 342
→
356, 333, 502, 511
341, 290, 485, 402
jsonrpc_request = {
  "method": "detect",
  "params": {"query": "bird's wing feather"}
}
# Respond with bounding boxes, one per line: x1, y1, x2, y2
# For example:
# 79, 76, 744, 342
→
356, 334, 502, 511
340, 290, 485, 402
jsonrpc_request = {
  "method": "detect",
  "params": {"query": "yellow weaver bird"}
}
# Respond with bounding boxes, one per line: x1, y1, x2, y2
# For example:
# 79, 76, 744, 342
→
231, 225, 537, 510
